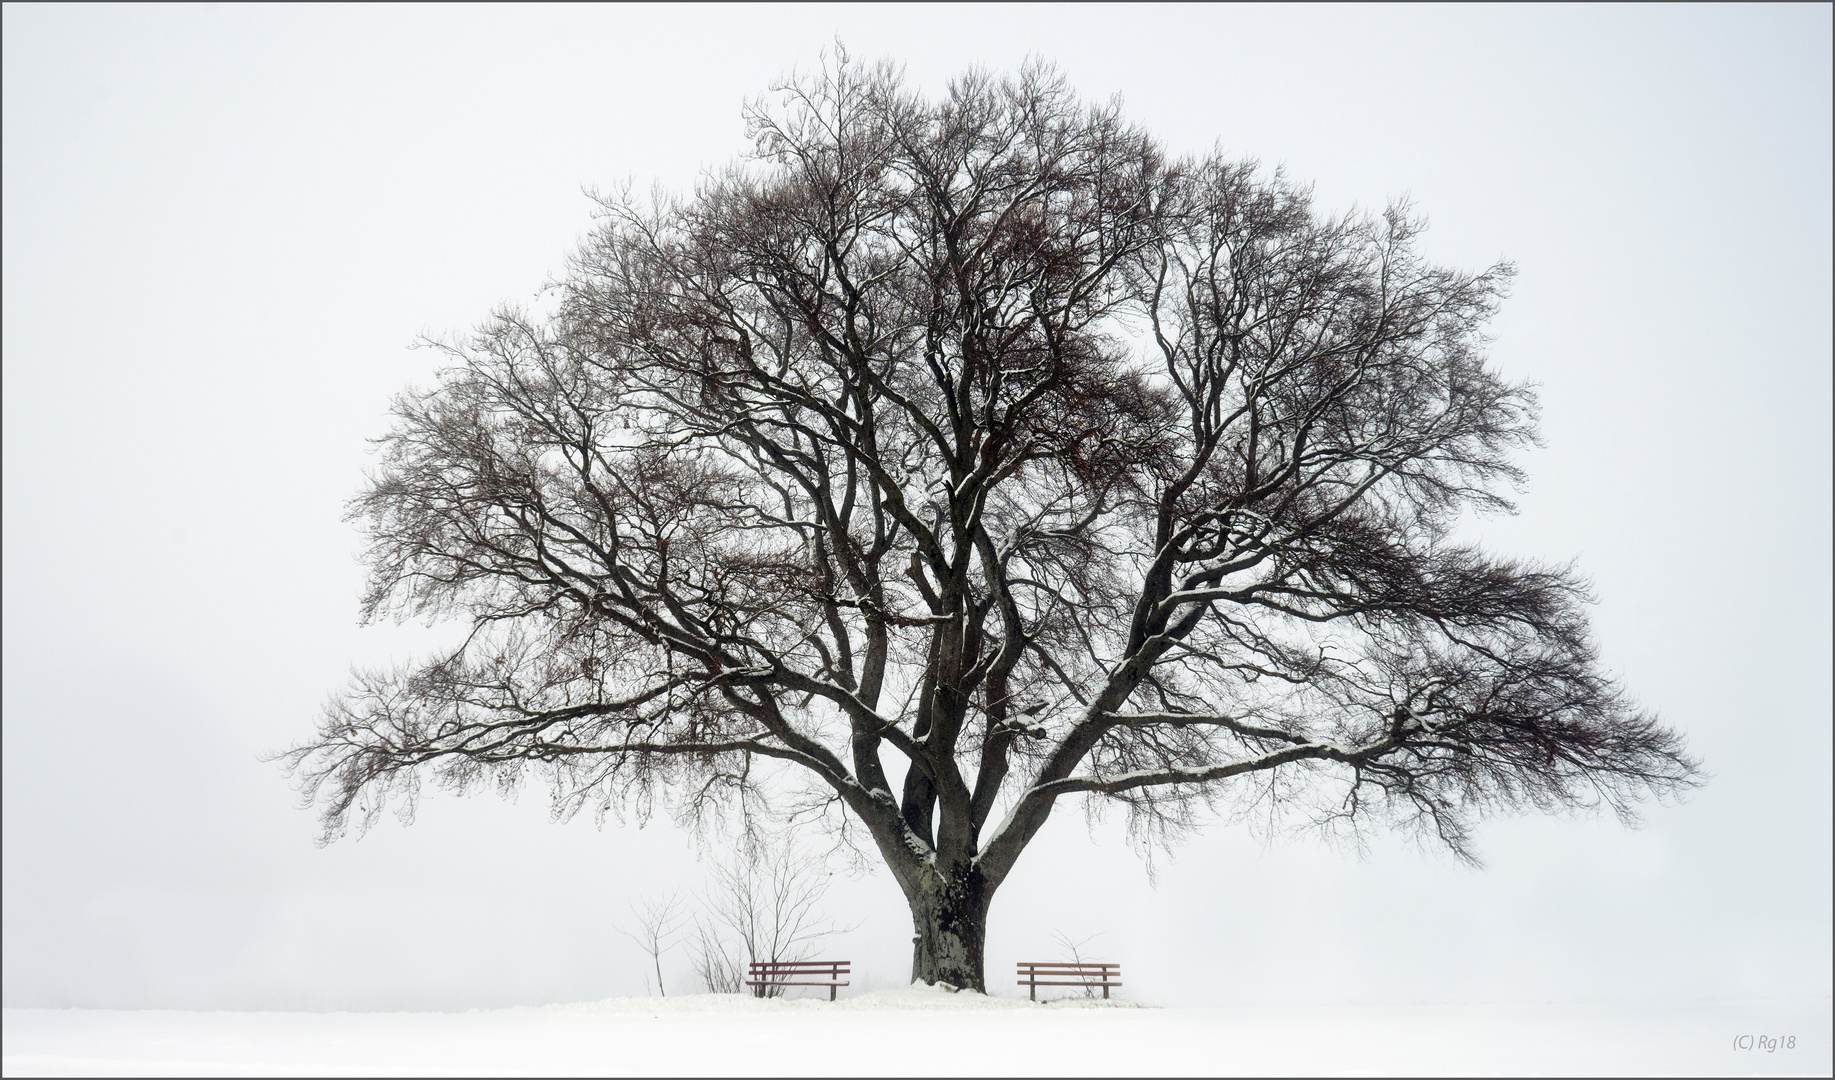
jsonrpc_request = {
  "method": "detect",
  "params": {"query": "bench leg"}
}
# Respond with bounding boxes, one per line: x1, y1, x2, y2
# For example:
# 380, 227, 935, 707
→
830, 985, 836, 1002
1102, 984, 1109, 1000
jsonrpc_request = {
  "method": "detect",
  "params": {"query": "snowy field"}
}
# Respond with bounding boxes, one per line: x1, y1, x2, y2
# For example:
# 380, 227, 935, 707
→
4, 987, 1829, 1077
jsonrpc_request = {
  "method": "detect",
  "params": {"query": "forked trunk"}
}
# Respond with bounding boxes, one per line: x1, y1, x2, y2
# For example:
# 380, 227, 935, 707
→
907, 864, 991, 992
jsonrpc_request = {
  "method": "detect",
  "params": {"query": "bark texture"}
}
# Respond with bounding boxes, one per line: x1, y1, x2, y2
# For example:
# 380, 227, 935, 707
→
906, 867, 991, 990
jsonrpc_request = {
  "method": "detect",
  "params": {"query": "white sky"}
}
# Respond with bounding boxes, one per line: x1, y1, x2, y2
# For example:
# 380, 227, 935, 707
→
3, 3, 1830, 1012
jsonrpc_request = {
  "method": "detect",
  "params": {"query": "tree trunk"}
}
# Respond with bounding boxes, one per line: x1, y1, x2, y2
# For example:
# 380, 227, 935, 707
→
907, 864, 991, 992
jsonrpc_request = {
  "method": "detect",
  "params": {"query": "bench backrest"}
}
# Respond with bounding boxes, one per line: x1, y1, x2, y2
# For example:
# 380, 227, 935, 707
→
746, 960, 850, 975
1016, 961, 1122, 1000
744, 959, 851, 1000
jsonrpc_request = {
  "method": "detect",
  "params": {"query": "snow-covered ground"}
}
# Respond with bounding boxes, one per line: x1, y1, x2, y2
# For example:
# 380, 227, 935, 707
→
4, 986, 1829, 1076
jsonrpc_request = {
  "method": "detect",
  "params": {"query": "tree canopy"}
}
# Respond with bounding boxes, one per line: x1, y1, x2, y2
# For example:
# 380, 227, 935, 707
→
286, 57, 1699, 992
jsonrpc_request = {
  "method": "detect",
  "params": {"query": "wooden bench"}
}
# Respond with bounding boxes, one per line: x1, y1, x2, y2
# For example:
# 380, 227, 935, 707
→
745, 959, 850, 1001
1017, 960, 1121, 1000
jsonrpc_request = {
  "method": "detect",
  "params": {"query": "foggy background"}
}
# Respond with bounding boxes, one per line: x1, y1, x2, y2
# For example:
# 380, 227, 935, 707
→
4, 4, 1828, 1012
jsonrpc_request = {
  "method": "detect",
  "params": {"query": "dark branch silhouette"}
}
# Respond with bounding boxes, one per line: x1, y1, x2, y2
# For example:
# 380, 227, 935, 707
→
282, 55, 1701, 993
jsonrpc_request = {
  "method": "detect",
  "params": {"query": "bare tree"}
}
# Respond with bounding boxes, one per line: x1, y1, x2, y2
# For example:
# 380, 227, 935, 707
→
687, 916, 745, 995
282, 54, 1702, 994
1049, 931, 1103, 1000
694, 840, 847, 997
615, 892, 686, 996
